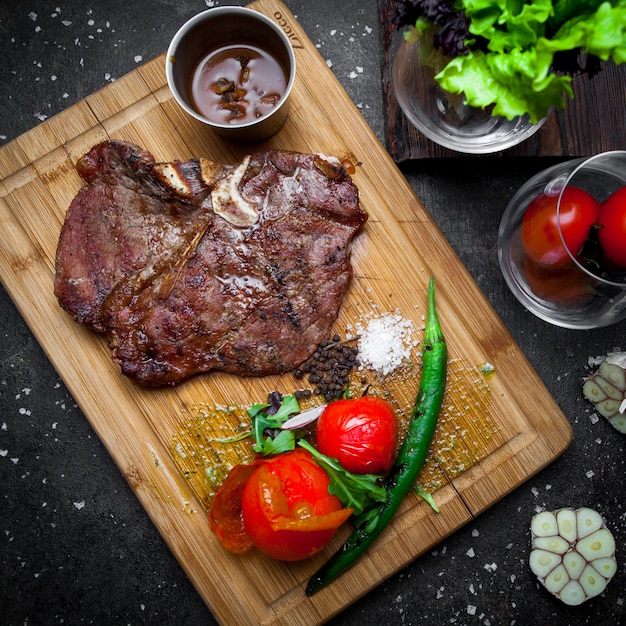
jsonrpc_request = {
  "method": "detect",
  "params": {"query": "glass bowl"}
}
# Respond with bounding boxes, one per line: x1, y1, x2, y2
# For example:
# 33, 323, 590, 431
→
498, 151, 626, 329
390, 32, 546, 154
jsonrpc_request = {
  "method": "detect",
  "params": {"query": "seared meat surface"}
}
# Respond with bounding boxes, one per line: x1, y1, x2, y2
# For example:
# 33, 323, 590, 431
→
54, 141, 367, 386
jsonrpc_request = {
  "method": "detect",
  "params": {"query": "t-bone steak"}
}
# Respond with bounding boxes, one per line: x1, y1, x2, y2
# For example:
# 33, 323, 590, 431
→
54, 140, 367, 386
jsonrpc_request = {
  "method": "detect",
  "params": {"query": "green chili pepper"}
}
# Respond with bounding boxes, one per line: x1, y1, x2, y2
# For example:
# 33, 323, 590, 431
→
305, 275, 447, 596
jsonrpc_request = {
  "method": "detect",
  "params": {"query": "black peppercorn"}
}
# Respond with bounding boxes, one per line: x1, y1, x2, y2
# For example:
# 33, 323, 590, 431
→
296, 334, 360, 401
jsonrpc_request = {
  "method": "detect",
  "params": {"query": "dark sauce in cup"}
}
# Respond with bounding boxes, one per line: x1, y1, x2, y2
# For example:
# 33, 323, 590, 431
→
190, 44, 287, 125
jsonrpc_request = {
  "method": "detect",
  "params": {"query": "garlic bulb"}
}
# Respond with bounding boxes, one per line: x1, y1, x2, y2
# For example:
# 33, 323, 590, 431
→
530, 507, 617, 606
582, 352, 626, 433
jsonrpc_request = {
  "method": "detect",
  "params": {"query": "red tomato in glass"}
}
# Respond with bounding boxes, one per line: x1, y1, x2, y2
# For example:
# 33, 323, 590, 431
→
209, 449, 352, 561
598, 186, 626, 268
315, 396, 397, 475
522, 257, 591, 305
521, 187, 600, 266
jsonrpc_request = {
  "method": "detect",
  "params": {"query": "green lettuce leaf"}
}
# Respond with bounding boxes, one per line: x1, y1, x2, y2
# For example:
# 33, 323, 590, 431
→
434, 0, 626, 122
254, 429, 296, 455
549, 0, 611, 29
544, 3, 626, 62
298, 440, 387, 516
464, 0, 552, 51
436, 48, 573, 122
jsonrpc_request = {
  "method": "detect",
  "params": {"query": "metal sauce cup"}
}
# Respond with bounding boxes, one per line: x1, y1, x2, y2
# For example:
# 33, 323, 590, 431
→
166, 7, 296, 143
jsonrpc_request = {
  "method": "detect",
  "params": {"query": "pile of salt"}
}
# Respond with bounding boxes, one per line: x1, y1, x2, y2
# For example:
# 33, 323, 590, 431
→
355, 313, 416, 376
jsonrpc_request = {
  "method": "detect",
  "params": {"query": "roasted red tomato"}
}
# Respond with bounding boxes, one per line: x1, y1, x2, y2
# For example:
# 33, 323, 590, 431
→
521, 187, 600, 266
315, 396, 397, 475
208, 462, 258, 554
598, 186, 626, 268
209, 449, 351, 561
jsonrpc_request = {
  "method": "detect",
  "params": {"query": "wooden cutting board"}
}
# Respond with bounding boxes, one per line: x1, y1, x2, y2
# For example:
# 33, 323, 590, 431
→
0, 1, 572, 624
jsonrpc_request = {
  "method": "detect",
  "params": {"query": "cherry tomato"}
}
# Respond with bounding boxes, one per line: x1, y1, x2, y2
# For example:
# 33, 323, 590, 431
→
316, 396, 397, 475
598, 186, 626, 268
521, 187, 600, 266
209, 449, 352, 561
522, 257, 592, 305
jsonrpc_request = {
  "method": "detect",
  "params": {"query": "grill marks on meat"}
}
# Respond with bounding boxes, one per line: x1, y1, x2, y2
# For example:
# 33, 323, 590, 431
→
54, 140, 367, 386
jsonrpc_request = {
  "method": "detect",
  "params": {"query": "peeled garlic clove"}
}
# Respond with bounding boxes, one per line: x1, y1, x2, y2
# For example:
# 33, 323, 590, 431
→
280, 404, 327, 430
529, 507, 617, 606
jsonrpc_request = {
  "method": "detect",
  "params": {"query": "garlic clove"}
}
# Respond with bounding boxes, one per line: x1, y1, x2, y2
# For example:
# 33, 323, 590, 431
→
544, 564, 569, 595
576, 528, 615, 561
529, 549, 561, 579
591, 556, 618, 579
578, 564, 608, 599
280, 404, 327, 430
581, 379, 607, 403
600, 359, 626, 391
609, 411, 626, 433
556, 508, 577, 543
596, 399, 620, 420
531, 510, 558, 537
559, 580, 586, 606
562, 549, 586, 580
576, 507, 603, 539
533, 535, 570, 555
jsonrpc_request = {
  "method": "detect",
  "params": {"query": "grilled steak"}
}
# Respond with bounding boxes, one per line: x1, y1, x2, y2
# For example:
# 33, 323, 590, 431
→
54, 140, 367, 386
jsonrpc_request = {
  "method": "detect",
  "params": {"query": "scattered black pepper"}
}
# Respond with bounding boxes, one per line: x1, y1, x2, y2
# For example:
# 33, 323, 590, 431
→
294, 388, 312, 401
295, 334, 360, 401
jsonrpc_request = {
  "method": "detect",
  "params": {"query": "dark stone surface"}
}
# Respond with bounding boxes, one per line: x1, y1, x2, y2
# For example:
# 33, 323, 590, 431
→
1, 1, 624, 625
